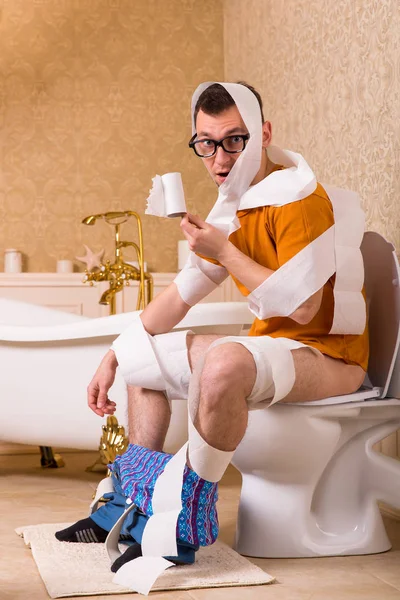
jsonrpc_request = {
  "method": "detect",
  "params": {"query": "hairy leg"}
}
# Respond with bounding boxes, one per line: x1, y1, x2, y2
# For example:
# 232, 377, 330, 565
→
281, 348, 365, 403
194, 343, 257, 451
127, 337, 365, 451
127, 334, 223, 449
127, 387, 171, 450
193, 344, 365, 452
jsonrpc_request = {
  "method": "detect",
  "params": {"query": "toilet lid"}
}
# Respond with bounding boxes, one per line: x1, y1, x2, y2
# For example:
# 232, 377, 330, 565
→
361, 232, 400, 399
295, 232, 400, 407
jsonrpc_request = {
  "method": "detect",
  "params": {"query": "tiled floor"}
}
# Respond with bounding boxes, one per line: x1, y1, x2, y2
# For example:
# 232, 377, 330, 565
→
1, 450, 400, 600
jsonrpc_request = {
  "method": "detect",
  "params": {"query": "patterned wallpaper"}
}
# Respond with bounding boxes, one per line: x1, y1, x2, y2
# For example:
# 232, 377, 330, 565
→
224, 0, 400, 251
0, 0, 224, 272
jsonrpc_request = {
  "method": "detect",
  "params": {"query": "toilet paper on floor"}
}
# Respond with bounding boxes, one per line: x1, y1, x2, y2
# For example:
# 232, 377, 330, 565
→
145, 172, 187, 218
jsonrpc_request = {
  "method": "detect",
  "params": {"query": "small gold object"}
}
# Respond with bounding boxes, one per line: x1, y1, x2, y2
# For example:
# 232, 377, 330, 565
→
86, 416, 129, 473
99, 415, 129, 464
81, 211, 150, 471
39, 446, 65, 469
81, 211, 153, 314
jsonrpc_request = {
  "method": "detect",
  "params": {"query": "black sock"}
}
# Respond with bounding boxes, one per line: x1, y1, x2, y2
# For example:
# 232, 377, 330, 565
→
55, 517, 108, 543
111, 541, 194, 572
111, 542, 143, 572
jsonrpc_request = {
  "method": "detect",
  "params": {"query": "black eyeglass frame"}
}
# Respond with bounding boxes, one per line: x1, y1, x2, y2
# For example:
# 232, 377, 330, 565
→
188, 133, 250, 158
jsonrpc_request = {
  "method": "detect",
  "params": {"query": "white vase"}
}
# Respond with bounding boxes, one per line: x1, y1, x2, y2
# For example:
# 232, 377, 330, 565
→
4, 249, 22, 273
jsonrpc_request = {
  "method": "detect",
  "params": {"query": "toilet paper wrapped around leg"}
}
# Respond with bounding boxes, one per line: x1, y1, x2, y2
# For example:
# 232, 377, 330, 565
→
110, 320, 320, 594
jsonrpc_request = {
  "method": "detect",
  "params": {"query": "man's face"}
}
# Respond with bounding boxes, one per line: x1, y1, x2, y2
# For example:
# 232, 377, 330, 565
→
195, 106, 249, 186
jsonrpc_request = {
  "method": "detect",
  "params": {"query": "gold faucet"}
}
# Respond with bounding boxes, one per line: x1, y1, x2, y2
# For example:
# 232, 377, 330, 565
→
81, 211, 153, 314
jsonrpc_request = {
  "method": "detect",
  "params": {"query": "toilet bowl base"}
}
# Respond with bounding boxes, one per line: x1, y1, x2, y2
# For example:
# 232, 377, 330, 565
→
232, 401, 400, 559
233, 474, 393, 558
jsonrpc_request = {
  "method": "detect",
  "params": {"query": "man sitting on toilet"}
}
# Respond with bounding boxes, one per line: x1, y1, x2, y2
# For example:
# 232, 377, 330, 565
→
56, 82, 369, 584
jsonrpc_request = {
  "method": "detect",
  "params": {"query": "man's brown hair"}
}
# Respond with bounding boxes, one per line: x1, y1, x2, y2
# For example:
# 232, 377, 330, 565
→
194, 82, 265, 125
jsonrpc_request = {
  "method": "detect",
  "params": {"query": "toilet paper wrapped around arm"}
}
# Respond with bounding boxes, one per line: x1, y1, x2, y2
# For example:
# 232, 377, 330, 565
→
174, 253, 229, 306
145, 172, 187, 218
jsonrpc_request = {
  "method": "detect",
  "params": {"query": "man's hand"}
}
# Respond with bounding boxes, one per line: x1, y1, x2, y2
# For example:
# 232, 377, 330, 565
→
180, 213, 229, 261
87, 349, 118, 417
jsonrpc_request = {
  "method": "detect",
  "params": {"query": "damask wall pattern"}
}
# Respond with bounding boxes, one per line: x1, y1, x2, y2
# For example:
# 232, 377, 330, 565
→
224, 0, 400, 251
0, 0, 224, 272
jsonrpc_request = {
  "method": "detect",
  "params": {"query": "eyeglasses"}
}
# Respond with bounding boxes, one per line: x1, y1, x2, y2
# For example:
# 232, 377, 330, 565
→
188, 133, 250, 158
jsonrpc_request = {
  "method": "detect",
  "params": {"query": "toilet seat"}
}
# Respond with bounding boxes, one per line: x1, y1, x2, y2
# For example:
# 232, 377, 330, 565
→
294, 387, 381, 406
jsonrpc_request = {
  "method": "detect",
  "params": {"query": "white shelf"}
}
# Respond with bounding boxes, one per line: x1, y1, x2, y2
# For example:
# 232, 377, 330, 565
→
0, 272, 245, 317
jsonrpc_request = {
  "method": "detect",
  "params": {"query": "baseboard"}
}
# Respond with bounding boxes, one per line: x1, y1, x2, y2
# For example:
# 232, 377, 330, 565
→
0, 443, 39, 455
0, 442, 93, 456
379, 503, 400, 522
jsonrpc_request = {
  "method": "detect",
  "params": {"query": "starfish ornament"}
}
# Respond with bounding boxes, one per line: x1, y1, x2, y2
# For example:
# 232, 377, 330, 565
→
75, 244, 105, 271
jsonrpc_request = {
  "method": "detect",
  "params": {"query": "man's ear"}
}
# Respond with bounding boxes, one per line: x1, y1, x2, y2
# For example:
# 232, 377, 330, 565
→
261, 121, 272, 148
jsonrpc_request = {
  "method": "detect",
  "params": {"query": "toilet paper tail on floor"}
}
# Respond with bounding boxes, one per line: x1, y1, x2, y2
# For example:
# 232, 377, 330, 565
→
145, 172, 187, 218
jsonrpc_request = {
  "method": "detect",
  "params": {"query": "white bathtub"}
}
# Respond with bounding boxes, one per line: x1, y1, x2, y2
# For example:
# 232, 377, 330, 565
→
0, 298, 252, 453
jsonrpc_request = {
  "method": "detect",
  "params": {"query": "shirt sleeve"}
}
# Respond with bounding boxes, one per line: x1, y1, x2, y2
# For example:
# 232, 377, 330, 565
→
266, 188, 334, 267
195, 252, 222, 267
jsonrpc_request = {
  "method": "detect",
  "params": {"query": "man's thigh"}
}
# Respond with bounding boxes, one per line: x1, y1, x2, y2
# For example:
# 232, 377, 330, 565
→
186, 333, 224, 372
187, 334, 365, 404
282, 348, 366, 403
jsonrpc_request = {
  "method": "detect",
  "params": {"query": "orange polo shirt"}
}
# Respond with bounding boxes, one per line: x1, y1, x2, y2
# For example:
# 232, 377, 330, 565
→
202, 181, 369, 371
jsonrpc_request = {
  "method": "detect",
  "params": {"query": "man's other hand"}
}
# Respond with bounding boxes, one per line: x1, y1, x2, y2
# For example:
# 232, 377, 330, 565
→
87, 349, 118, 417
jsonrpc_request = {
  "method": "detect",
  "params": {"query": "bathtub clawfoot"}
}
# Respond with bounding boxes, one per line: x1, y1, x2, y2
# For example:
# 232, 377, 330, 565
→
39, 446, 65, 468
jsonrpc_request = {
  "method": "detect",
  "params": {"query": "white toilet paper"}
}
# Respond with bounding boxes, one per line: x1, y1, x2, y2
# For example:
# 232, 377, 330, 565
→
145, 172, 187, 218
178, 240, 191, 270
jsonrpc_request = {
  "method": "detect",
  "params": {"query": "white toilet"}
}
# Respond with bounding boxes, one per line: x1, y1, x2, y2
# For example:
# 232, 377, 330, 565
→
231, 231, 400, 558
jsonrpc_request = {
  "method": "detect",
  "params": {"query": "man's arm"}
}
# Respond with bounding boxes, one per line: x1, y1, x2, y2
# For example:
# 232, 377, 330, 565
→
139, 282, 191, 335
217, 241, 323, 324
181, 214, 323, 325
88, 283, 191, 416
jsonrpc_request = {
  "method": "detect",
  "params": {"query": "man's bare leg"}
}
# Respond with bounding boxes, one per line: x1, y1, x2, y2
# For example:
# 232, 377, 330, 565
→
127, 334, 223, 449
193, 344, 366, 452
194, 342, 256, 451
128, 336, 365, 453
281, 348, 365, 403
127, 387, 171, 451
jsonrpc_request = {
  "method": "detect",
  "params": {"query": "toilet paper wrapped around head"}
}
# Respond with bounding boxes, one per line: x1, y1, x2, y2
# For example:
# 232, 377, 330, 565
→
145, 172, 187, 218
145, 82, 263, 225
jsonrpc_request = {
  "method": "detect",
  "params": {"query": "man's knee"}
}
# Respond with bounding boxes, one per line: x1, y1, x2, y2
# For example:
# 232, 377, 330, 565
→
199, 343, 256, 404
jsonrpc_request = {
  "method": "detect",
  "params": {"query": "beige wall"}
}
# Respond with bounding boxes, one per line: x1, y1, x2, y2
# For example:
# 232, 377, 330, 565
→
224, 0, 400, 250
2, 1, 399, 273
0, 0, 224, 272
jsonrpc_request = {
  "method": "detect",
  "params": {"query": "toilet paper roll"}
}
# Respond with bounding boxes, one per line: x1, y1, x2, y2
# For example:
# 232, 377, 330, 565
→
145, 172, 187, 218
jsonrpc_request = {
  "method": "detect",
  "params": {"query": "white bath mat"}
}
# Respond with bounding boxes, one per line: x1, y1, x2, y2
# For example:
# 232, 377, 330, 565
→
16, 523, 275, 598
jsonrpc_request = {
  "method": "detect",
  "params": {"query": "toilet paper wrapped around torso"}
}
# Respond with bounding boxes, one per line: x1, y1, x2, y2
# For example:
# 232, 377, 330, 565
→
144, 82, 366, 337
